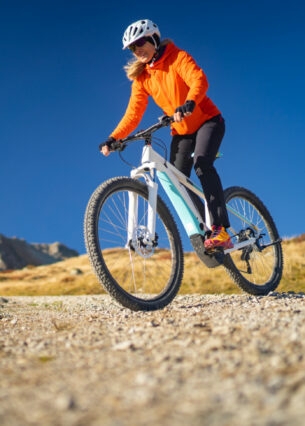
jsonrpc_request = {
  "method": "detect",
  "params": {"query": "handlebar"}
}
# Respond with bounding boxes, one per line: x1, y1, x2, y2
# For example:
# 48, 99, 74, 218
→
110, 115, 174, 152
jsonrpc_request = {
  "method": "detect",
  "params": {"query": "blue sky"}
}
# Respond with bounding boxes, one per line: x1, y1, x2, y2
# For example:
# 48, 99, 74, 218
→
1, 0, 305, 254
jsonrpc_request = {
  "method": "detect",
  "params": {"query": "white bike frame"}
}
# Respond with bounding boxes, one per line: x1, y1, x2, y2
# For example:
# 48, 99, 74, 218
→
128, 144, 256, 254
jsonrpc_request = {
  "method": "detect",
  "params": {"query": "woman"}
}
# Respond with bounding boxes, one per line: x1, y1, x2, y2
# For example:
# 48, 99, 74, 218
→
100, 19, 232, 251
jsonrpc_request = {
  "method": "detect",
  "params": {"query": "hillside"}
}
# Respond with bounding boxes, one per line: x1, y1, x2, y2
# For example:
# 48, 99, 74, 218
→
0, 236, 304, 296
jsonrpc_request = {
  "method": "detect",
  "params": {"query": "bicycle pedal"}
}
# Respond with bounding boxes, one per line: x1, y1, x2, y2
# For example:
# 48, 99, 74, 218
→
204, 247, 224, 255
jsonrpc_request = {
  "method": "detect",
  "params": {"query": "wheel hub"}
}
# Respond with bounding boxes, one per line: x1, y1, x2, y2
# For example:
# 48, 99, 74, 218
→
129, 226, 158, 258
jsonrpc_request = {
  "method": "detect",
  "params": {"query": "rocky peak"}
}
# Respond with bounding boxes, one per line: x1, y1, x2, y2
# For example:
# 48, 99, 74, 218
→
0, 234, 79, 271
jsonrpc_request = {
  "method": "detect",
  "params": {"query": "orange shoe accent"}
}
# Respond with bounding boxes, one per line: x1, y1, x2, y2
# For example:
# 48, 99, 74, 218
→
204, 226, 233, 250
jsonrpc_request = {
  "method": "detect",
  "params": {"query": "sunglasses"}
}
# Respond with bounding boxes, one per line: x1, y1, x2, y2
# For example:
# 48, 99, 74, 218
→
128, 37, 149, 52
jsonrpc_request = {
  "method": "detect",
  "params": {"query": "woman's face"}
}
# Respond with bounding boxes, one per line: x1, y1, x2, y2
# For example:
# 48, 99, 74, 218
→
133, 41, 156, 63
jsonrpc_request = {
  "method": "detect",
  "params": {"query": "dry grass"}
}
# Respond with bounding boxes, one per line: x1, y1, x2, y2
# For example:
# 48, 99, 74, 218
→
0, 255, 103, 296
277, 235, 305, 293
0, 237, 304, 296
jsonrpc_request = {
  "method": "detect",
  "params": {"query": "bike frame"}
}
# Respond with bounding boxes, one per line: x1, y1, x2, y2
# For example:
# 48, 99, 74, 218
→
129, 143, 256, 255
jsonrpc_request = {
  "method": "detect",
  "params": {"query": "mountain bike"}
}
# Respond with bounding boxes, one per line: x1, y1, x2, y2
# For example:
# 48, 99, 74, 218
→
84, 116, 283, 311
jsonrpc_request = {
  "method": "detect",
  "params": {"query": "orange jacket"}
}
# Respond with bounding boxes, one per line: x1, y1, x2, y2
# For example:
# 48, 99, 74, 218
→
110, 42, 221, 140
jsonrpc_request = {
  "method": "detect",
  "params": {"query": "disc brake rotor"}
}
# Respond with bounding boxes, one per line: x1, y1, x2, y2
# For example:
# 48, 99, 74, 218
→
130, 226, 156, 258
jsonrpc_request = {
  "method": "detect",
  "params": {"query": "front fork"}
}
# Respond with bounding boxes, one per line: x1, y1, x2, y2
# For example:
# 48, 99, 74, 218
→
127, 174, 158, 254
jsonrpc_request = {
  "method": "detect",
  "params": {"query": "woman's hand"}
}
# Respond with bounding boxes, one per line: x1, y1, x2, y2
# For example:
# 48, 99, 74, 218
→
101, 145, 111, 156
99, 137, 116, 157
173, 110, 184, 122
174, 100, 196, 122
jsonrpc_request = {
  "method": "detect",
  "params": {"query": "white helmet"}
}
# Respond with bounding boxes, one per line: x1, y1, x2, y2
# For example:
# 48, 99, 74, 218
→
122, 19, 161, 49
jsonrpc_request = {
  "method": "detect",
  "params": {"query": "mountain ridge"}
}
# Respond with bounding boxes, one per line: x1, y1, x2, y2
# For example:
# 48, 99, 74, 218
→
0, 234, 79, 271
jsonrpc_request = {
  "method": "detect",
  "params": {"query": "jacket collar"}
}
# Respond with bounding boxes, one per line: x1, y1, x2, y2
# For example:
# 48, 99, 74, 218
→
146, 42, 177, 69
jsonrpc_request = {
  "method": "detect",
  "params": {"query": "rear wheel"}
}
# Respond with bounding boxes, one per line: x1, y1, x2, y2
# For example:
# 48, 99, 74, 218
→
223, 186, 283, 295
84, 177, 184, 311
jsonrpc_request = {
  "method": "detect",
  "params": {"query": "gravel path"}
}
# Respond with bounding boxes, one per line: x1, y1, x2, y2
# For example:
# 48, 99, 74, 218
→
1, 293, 305, 426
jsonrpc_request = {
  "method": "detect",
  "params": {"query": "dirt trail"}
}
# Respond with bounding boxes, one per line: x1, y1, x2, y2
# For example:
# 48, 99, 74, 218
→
1, 293, 305, 426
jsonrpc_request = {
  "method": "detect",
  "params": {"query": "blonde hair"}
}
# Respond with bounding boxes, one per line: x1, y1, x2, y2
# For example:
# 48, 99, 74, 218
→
124, 39, 172, 81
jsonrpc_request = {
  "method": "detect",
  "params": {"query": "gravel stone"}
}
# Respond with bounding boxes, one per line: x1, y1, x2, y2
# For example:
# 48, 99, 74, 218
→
0, 293, 305, 426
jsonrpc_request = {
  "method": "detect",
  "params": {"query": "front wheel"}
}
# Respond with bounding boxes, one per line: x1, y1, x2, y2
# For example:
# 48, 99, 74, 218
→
84, 177, 184, 311
223, 186, 283, 295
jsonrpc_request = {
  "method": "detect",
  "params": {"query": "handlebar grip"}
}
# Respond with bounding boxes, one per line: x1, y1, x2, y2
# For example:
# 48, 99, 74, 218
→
110, 141, 126, 152
159, 115, 174, 126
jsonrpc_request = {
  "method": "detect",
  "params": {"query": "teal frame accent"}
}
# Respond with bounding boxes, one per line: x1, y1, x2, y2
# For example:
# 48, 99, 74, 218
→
157, 171, 203, 237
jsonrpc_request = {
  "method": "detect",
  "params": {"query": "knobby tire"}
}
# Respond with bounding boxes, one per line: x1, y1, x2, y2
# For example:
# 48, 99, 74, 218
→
84, 177, 184, 311
223, 186, 283, 295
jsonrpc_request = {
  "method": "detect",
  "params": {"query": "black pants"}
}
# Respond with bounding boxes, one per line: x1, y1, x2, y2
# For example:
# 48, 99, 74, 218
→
170, 115, 230, 228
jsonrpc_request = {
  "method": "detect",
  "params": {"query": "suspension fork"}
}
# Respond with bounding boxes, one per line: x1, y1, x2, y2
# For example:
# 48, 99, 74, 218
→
127, 173, 158, 248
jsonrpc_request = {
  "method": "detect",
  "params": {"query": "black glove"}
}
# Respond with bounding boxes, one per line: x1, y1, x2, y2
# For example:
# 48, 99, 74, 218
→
175, 100, 196, 117
99, 137, 116, 152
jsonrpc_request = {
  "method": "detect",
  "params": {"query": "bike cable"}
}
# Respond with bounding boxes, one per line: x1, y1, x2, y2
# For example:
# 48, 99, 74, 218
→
118, 137, 168, 169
